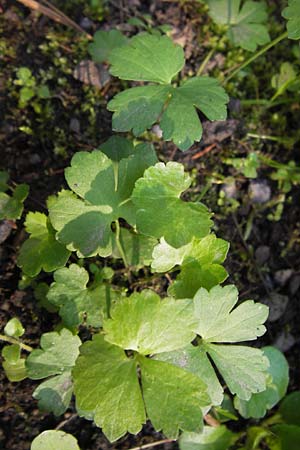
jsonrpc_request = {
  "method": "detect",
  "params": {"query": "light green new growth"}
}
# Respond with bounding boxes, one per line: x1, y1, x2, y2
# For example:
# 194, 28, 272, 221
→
26, 329, 81, 416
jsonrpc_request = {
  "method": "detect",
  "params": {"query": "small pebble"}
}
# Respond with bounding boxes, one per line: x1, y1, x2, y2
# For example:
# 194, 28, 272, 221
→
289, 275, 300, 296
255, 245, 270, 265
79, 17, 94, 30
249, 180, 271, 203
274, 269, 293, 287
152, 124, 163, 138
261, 292, 289, 322
222, 182, 237, 199
274, 332, 296, 352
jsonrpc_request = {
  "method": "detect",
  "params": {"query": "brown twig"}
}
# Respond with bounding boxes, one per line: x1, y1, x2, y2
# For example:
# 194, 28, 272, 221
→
191, 143, 217, 160
16, 0, 92, 39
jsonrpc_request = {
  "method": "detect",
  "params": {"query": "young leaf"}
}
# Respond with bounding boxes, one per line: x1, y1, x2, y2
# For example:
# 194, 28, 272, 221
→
152, 234, 229, 298
109, 33, 185, 84
104, 290, 196, 355
4, 317, 25, 338
88, 29, 128, 63
205, 344, 269, 401
47, 264, 119, 328
186, 285, 270, 401
0, 183, 29, 220
179, 425, 235, 450
49, 145, 157, 257
193, 285, 268, 342
138, 356, 210, 439
207, 0, 270, 51
111, 227, 156, 268
2, 345, 27, 382
18, 212, 70, 277
132, 162, 212, 248
234, 346, 289, 418
31, 430, 80, 450
282, 0, 300, 40
26, 329, 81, 415
73, 334, 146, 442
108, 77, 228, 151
155, 344, 224, 405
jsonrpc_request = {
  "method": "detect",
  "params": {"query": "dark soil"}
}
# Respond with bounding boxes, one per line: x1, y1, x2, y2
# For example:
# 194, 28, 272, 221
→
0, 0, 299, 449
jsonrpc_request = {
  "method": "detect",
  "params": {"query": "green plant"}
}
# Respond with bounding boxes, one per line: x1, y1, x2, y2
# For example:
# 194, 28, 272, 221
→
1, 3, 299, 447
14, 67, 51, 109
0, 171, 29, 221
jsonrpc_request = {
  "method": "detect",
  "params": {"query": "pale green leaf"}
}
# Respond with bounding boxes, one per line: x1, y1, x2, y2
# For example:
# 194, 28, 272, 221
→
179, 425, 235, 450
26, 328, 81, 379
139, 356, 210, 439
104, 290, 196, 355
132, 162, 212, 247
151, 238, 191, 273
207, 0, 270, 51
2, 344, 27, 382
193, 285, 269, 342
4, 317, 25, 338
26, 329, 81, 415
279, 391, 300, 426
73, 334, 146, 442
108, 85, 171, 135
18, 212, 70, 277
0, 183, 29, 220
156, 344, 224, 405
31, 430, 80, 450
206, 343, 269, 400
111, 227, 156, 267
109, 33, 185, 84
49, 145, 157, 257
282, 0, 300, 40
234, 346, 289, 418
33, 371, 73, 416
47, 264, 118, 328
88, 29, 128, 63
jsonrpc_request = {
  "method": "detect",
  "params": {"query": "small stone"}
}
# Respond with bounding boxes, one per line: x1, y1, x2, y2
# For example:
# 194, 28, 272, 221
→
29, 153, 41, 165
152, 124, 163, 139
274, 269, 293, 286
255, 245, 270, 265
289, 275, 300, 296
69, 118, 80, 134
249, 180, 271, 203
222, 182, 237, 199
0, 220, 14, 244
274, 332, 296, 352
261, 292, 289, 322
80, 17, 93, 30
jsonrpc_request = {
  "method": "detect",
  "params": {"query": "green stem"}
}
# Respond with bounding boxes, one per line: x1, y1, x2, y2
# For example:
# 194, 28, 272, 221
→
223, 31, 288, 84
197, 47, 216, 76
0, 334, 33, 352
115, 219, 129, 268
